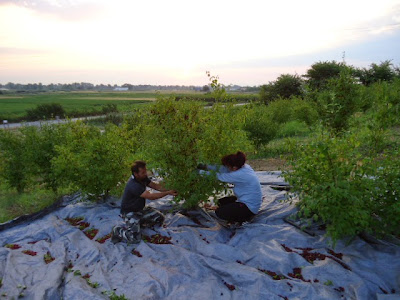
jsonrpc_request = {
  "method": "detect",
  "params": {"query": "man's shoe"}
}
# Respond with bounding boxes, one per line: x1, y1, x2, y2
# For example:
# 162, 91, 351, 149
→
111, 226, 123, 244
124, 230, 142, 244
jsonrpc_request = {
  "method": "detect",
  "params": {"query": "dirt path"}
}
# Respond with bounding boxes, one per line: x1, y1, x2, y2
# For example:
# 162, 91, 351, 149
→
248, 158, 288, 171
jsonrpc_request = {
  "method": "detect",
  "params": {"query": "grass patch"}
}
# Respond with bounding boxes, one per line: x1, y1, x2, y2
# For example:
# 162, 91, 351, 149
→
0, 184, 70, 223
276, 121, 311, 138
248, 135, 313, 160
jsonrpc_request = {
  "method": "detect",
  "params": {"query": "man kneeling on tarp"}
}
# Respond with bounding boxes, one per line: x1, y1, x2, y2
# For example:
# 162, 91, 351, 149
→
112, 160, 177, 244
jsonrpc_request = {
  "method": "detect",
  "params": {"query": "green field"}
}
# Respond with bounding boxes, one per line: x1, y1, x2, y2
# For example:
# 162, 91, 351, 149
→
0, 91, 161, 121
0, 91, 258, 122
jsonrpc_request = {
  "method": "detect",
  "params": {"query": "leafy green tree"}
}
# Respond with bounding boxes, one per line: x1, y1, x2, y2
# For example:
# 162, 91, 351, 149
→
303, 61, 346, 90
140, 97, 251, 208
52, 122, 133, 199
355, 60, 397, 86
0, 130, 31, 193
26, 103, 65, 121
284, 129, 400, 245
206, 71, 227, 102
243, 104, 278, 148
313, 68, 361, 134
259, 74, 304, 104
21, 124, 69, 192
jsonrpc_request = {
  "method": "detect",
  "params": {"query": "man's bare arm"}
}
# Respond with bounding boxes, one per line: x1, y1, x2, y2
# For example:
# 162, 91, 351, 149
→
148, 181, 168, 192
140, 190, 177, 201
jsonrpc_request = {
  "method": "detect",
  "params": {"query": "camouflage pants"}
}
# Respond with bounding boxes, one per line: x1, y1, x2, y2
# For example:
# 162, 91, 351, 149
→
113, 207, 165, 244
123, 207, 165, 231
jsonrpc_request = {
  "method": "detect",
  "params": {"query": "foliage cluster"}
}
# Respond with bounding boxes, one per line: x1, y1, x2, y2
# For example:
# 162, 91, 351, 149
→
0, 122, 133, 200
284, 127, 400, 244
135, 97, 251, 208
243, 98, 318, 148
259, 74, 304, 104
26, 103, 66, 121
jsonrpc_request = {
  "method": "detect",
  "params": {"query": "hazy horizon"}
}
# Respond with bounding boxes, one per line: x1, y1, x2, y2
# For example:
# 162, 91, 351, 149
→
1, 0, 399, 86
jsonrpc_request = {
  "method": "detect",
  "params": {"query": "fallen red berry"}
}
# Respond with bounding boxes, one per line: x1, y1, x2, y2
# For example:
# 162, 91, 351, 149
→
65, 216, 85, 226
132, 250, 143, 257
44, 251, 55, 264
22, 250, 37, 256
5, 244, 21, 250
223, 281, 235, 291
96, 233, 112, 244
84, 228, 99, 240
78, 222, 90, 230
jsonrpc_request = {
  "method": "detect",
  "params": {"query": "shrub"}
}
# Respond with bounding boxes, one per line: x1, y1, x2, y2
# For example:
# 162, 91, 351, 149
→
0, 130, 31, 193
312, 68, 361, 134
101, 103, 118, 114
243, 104, 278, 148
20, 124, 69, 192
26, 103, 65, 121
52, 122, 133, 199
283, 129, 400, 244
303, 60, 346, 91
140, 97, 251, 209
260, 74, 304, 104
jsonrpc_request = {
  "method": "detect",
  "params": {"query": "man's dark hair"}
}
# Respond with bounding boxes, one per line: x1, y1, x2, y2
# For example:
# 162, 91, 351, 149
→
221, 151, 246, 169
131, 160, 146, 175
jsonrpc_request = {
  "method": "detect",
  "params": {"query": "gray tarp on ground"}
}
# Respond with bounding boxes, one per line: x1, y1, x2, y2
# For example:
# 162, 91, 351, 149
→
0, 171, 399, 300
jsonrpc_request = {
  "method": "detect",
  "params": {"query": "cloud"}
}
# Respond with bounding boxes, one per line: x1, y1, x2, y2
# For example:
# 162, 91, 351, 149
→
0, 0, 107, 20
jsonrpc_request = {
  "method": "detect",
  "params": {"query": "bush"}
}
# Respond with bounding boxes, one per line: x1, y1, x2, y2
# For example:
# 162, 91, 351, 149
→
21, 124, 69, 192
139, 97, 251, 209
312, 68, 361, 134
303, 60, 346, 90
52, 122, 133, 199
26, 103, 66, 121
0, 130, 31, 193
283, 129, 400, 244
101, 103, 118, 114
260, 74, 304, 104
243, 104, 278, 148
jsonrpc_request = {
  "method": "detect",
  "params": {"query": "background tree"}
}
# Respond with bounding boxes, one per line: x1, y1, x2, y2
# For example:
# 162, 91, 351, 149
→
303, 61, 346, 90
259, 74, 304, 104
355, 60, 397, 86
140, 97, 251, 208
26, 103, 66, 121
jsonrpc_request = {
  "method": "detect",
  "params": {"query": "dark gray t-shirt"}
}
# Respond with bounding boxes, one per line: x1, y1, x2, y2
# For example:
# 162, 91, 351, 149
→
120, 175, 151, 214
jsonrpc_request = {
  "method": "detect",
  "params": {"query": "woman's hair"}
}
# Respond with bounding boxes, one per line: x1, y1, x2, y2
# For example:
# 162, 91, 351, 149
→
221, 151, 246, 169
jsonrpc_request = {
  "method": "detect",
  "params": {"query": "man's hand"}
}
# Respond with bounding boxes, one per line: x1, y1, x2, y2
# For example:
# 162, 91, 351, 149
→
168, 190, 178, 196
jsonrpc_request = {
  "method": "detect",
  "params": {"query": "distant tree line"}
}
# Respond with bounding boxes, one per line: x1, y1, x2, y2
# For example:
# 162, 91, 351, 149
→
259, 60, 400, 104
0, 82, 260, 93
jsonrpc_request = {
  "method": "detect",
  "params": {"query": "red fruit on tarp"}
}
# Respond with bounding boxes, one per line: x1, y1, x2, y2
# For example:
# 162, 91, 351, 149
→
132, 250, 143, 257
327, 249, 343, 260
22, 250, 37, 256
5, 244, 21, 250
65, 217, 85, 226
78, 222, 90, 230
96, 233, 112, 244
223, 281, 235, 291
44, 252, 55, 264
281, 244, 293, 252
84, 228, 99, 240
142, 234, 172, 244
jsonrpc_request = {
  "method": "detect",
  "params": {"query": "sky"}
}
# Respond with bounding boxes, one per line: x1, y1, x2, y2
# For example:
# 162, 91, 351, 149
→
0, 0, 400, 86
